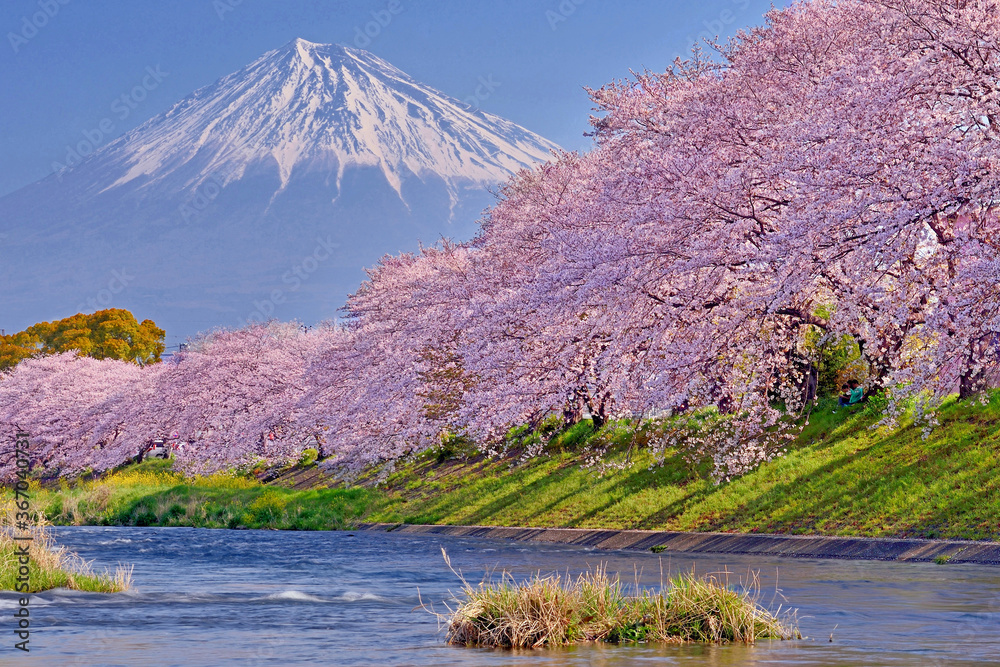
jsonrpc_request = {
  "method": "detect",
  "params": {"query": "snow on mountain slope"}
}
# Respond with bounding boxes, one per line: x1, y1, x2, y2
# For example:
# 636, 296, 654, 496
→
0, 39, 560, 340
101, 38, 556, 204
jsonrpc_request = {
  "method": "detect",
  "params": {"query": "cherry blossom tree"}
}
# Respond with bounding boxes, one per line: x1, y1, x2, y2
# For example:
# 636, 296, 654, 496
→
295, 244, 480, 469
0, 323, 340, 479
0, 353, 147, 479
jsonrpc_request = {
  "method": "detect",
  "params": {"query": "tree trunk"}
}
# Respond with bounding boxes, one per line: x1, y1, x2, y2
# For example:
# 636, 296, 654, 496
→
563, 389, 587, 428
959, 351, 983, 400
802, 363, 818, 405
586, 393, 607, 430
958, 337, 992, 401
959, 372, 978, 400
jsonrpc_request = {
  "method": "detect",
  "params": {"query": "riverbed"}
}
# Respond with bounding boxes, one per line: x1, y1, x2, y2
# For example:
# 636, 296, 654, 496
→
2, 527, 998, 665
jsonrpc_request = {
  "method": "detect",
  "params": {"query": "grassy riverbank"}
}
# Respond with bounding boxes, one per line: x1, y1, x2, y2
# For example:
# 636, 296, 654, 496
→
16, 393, 1000, 541
31, 459, 374, 530
0, 500, 132, 593
368, 394, 1000, 541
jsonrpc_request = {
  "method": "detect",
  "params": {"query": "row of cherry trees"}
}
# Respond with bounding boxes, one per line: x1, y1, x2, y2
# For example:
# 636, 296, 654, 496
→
2, 0, 998, 480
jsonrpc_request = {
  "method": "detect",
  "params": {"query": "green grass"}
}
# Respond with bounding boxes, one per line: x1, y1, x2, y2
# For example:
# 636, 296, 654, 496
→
1, 500, 132, 593
20, 392, 1000, 541
32, 459, 376, 530
0, 540, 132, 593
438, 552, 796, 648
368, 394, 1000, 541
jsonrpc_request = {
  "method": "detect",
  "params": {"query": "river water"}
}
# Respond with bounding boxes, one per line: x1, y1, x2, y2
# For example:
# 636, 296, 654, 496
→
2, 527, 998, 666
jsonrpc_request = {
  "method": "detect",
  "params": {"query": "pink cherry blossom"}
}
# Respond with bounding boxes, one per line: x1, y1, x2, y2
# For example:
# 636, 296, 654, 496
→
3, 0, 998, 480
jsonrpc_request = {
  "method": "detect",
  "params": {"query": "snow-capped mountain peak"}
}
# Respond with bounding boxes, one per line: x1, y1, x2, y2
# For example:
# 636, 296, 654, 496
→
0, 39, 560, 341
103, 38, 559, 202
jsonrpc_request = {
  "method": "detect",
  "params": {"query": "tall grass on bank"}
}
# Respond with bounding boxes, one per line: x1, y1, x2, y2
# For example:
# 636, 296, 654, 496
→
0, 500, 132, 593
36, 458, 375, 530
435, 549, 797, 648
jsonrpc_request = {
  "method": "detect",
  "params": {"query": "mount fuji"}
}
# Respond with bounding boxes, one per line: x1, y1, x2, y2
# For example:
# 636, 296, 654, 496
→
0, 38, 559, 340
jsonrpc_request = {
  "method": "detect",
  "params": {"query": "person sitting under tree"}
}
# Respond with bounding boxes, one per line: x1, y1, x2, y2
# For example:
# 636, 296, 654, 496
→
848, 380, 864, 405
836, 384, 852, 411
834, 380, 865, 413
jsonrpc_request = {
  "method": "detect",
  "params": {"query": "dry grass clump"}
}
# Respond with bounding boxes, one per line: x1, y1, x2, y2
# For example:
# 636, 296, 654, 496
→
435, 549, 797, 649
0, 500, 133, 593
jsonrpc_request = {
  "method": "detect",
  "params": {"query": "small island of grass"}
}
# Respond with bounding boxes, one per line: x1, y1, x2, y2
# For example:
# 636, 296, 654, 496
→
438, 551, 797, 649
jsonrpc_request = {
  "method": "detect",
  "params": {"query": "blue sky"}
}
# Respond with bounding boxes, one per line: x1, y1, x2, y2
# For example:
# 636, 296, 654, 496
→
0, 0, 786, 198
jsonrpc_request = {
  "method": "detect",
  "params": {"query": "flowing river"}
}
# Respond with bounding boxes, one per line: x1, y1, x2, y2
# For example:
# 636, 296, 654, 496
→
2, 527, 998, 665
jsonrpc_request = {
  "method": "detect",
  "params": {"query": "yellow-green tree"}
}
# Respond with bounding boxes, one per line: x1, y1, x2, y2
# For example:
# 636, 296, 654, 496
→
0, 309, 165, 371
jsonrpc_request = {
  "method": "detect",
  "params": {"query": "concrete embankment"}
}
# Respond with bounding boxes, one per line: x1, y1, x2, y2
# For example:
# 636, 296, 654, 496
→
359, 523, 1000, 564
